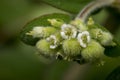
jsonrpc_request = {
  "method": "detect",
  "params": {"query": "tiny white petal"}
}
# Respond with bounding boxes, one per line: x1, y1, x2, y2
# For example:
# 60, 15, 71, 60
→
72, 31, 77, 38
50, 35, 56, 41
87, 36, 91, 43
61, 24, 68, 30
82, 31, 89, 35
78, 33, 87, 48
80, 39, 87, 48
50, 45, 57, 49
61, 32, 68, 39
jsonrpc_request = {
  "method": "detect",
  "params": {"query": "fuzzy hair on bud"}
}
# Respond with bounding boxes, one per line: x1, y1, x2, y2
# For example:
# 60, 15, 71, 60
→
62, 39, 81, 56
81, 40, 104, 62
36, 39, 57, 57
99, 31, 113, 46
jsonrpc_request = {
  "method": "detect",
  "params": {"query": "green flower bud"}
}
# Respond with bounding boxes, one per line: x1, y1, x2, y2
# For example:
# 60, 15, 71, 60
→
43, 27, 57, 37
99, 31, 113, 46
89, 28, 103, 39
54, 32, 64, 43
81, 40, 104, 62
70, 19, 87, 31
87, 17, 94, 25
26, 26, 57, 38
89, 28, 114, 46
48, 19, 64, 28
62, 39, 81, 56
36, 39, 57, 57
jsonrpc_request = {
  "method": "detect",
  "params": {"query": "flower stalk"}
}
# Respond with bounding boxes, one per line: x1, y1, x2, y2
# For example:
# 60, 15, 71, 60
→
76, 0, 115, 22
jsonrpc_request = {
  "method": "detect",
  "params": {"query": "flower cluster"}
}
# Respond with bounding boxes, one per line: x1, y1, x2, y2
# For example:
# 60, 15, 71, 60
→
26, 17, 115, 64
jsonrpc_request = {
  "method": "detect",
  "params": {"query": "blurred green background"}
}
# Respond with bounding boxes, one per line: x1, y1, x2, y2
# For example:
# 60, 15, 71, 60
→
0, 0, 120, 80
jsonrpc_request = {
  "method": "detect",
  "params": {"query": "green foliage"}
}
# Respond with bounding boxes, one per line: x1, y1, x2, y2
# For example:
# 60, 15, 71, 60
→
106, 66, 120, 80
20, 13, 71, 46
41, 0, 92, 13
105, 40, 120, 57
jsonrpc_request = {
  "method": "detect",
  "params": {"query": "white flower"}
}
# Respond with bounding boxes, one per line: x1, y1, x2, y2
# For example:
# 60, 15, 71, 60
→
26, 26, 44, 38
60, 24, 77, 39
46, 35, 58, 49
77, 31, 91, 48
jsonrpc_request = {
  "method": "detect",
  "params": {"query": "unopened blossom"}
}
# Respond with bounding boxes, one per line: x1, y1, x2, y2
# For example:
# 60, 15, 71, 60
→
87, 17, 95, 25
81, 40, 104, 62
71, 19, 87, 31
48, 19, 63, 27
36, 39, 57, 57
77, 31, 91, 48
26, 26, 44, 38
26, 26, 57, 38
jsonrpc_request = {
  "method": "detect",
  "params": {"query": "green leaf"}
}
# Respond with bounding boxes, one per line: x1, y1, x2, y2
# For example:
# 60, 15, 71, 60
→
20, 13, 71, 46
41, 0, 91, 14
106, 66, 120, 80
105, 40, 120, 57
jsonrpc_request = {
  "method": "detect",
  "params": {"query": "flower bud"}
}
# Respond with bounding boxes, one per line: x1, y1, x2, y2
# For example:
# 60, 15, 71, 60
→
99, 31, 113, 46
89, 28, 114, 46
87, 17, 94, 25
81, 40, 104, 62
70, 19, 87, 31
89, 28, 103, 39
54, 32, 64, 43
62, 39, 81, 56
48, 19, 64, 28
26, 26, 57, 38
36, 39, 57, 57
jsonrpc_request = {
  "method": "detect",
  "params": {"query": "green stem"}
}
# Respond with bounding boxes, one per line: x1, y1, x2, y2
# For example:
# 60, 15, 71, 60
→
76, 0, 115, 22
